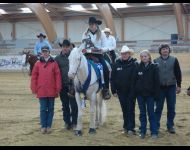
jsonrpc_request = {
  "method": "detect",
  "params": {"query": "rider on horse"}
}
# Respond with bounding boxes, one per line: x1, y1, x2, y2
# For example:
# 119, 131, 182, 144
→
103, 27, 117, 64
34, 33, 53, 59
82, 16, 111, 100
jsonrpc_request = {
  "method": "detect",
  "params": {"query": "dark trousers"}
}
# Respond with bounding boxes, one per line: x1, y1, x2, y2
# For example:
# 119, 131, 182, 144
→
155, 85, 176, 130
109, 50, 116, 63
117, 92, 136, 131
60, 86, 78, 126
39, 97, 55, 128
98, 56, 110, 89
137, 96, 158, 135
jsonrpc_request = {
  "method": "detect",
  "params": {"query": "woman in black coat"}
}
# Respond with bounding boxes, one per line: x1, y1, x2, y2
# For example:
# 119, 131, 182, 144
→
134, 50, 160, 139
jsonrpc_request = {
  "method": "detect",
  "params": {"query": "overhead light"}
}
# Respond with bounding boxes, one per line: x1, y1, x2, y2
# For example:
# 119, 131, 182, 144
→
111, 3, 128, 9
0, 3, 10, 4
148, 3, 165, 6
0, 9, 7, 14
68, 4, 85, 11
91, 4, 98, 10
20, 7, 32, 13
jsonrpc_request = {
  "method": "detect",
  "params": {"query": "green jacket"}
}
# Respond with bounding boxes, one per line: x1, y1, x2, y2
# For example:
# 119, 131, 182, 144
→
54, 52, 70, 87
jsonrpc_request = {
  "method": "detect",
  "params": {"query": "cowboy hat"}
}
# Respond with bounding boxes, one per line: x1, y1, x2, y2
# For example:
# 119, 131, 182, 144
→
37, 33, 46, 38
88, 17, 102, 25
120, 45, 134, 55
103, 28, 112, 34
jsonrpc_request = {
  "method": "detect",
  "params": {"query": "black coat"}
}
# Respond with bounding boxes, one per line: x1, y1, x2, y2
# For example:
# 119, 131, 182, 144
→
134, 62, 160, 100
110, 57, 138, 95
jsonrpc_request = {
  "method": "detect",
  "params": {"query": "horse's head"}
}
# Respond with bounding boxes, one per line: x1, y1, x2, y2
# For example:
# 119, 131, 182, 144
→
68, 43, 85, 79
22, 50, 30, 66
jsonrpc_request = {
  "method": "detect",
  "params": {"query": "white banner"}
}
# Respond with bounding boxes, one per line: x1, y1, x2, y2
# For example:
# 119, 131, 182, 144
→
0, 55, 26, 70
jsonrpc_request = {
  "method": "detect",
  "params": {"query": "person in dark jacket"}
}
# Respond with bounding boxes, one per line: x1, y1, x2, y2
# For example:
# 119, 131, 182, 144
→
110, 45, 137, 135
154, 43, 182, 134
55, 39, 78, 130
134, 50, 160, 139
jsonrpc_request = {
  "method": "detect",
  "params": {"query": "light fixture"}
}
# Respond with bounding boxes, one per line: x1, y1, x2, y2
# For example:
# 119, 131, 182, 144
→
0, 9, 7, 14
110, 3, 128, 9
148, 3, 165, 6
20, 7, 32, 13
91, 4, 98, 9
68, 4, 85, 11
45, 9, 50, 12
0, 3, 10, 4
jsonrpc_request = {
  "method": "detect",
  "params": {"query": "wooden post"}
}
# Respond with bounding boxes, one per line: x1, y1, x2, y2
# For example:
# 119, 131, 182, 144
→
24, 3, 57, 43
64, 20, 68, 39
185, 15, 189, 41
173, 3, 185, 40
121, 17, 124, 41
12, 22, 16, 40
96, 3, 116, 37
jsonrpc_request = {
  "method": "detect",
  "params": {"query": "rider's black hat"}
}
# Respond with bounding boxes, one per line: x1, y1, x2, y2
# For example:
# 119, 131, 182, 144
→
88, 17, 102, 25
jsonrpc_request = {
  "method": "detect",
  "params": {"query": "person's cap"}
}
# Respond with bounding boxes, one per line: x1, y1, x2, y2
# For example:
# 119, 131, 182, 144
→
88, 17, 102, 25
120, 45, 134, 55
37, 33, 46, 38
41, 46, 50, 51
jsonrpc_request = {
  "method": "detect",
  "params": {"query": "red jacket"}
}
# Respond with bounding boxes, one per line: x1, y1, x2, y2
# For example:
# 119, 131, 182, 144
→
30, 57, 62, 98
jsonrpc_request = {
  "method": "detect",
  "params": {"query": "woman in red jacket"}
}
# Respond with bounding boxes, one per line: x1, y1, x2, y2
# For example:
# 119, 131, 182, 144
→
31, 46, 62, 134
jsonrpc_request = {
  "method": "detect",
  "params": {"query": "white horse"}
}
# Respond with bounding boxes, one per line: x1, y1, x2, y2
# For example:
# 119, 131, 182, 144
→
68, 43, 107, 136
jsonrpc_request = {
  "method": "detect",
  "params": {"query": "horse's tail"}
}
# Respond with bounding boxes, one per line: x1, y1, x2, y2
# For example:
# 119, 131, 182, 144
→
101, 99, 107, 124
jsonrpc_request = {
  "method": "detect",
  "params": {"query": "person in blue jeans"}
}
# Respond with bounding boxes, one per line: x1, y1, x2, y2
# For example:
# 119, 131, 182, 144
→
154, 43, 182, 134
134, 50, 160, 139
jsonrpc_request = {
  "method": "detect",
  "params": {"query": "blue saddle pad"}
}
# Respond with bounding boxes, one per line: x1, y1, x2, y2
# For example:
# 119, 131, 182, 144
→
88, 60, 102, 90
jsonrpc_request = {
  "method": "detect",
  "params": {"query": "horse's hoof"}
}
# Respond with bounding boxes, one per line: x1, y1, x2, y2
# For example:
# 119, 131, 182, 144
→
89, 128, 96, 134
74, 130, 82, 136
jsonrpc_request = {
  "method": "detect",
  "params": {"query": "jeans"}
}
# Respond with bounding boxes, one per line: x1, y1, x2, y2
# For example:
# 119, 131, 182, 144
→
60, 87, 78, 126
117, 92, 136, 131
155, 85, 176, 130
39, 97, 55, 128
137, 96, 157, 135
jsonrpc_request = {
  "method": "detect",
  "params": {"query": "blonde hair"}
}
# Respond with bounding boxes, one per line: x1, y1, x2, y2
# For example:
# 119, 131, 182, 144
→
140, 50, 152, 62
86, 25, 101, 41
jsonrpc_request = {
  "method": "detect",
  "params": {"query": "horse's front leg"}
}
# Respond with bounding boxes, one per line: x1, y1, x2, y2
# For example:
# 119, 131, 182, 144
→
89, 92, 97, 134
75, 92, 83, 136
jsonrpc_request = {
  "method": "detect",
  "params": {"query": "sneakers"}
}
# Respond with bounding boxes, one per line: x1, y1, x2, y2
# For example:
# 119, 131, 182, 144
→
167, 127, 176, 134
127, 130, 136, 135
139, 133, 145, 139
65, 124, 72, 130
46, 127, 52, 134
102, 89, 111, 100
40, 128, 46, 134
151, 134, 158, 139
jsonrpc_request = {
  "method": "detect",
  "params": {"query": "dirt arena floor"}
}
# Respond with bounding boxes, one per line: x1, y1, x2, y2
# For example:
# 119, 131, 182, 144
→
0, 53, 190, 146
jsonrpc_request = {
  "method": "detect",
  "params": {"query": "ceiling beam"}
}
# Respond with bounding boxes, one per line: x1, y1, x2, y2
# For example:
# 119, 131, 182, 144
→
96, 3, 116, 37
181, 3, 188, 14
24, 3, 57, 43
108, 3, 123, 18
173, 3, 185, 39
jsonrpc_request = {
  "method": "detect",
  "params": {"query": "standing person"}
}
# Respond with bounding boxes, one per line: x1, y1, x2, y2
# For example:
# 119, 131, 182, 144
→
134, 50, 160, 139
34, 33, 53, 58
55, 39, 78, 130
30, 46, 62, 134
103, 28, 117, 63
82, 16, 111, 100
110, 45, 137, 135
154, 43, 182, 134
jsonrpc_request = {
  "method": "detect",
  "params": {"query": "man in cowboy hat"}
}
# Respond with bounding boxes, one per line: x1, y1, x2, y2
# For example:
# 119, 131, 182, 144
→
103, 27, 117, 63
110, 45, 137, 135
34, 33, 52, 58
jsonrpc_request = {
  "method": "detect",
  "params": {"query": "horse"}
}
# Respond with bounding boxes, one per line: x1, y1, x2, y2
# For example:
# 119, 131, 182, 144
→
68, 43, 107, 136
22, 51, 38, 76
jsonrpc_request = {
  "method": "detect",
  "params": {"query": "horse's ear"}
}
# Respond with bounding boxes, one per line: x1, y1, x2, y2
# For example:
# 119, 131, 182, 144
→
59, 43, 62, 48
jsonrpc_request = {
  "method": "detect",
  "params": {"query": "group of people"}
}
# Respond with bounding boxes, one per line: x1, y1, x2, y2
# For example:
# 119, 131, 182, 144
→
30, 16, 183, 140
111, 43, 182, 139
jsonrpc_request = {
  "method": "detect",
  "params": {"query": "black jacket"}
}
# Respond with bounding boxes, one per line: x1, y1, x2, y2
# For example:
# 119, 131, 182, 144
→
110, 57, 138, 94
134, 62, 160, 100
